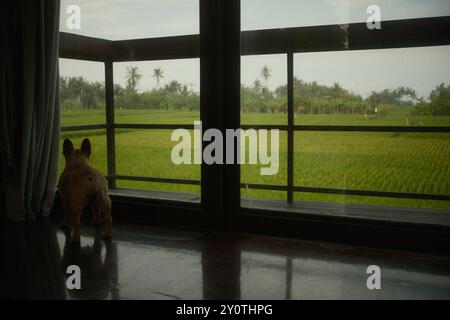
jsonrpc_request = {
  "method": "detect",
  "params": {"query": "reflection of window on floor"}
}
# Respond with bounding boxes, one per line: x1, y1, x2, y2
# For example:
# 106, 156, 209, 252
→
241, 252, 289, 299
241, 250, 450, 299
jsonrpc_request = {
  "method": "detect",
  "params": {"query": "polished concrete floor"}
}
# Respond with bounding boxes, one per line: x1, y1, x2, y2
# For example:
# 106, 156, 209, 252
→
1, 219, 449, 299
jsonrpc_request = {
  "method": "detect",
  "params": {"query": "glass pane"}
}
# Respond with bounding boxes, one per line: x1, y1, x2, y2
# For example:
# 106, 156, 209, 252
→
241, 131, 287, 186
60, 0, 199, 40
59, 59, 106, 126
242, 0, 450, 31
294, 46, 450, 126
241, 54, 287, 125
58, 130, 107, 177
294, 132, 450, 211
113, 59, 200, 125
115, 129, 200, 195
240, 53, 287, 202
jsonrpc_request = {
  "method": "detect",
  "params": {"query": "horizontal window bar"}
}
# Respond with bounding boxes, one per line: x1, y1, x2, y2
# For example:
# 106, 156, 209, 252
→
294, 187, 450, 201
241, 183, 287, 191
107, 179, 448, 201
114, 175, 201, 186
293, 125, 450, 133
241, 125, 288, 130
242, 125, 450, 132
61, 124, 450, 133
61, 124, 107, 132
113, 35, 199, 62
114, 124, 195, 130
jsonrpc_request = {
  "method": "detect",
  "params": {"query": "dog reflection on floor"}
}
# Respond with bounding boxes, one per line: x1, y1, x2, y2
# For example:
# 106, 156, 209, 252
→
61, 226, 118, 299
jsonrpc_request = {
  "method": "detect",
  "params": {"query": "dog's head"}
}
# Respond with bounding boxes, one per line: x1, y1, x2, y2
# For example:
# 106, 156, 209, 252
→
63, 138, 91, 167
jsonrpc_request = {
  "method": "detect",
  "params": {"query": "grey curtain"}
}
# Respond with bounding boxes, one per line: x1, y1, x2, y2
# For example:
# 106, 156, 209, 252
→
0, 0, 61, 221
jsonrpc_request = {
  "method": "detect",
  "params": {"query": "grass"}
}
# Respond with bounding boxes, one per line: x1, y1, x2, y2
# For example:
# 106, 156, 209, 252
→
62, 108, 450, 126
60, 109, 450, 211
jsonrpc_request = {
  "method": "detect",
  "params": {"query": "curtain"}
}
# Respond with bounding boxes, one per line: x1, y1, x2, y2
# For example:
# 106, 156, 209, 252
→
0, 0, 61, 221
0, 2, 22, 196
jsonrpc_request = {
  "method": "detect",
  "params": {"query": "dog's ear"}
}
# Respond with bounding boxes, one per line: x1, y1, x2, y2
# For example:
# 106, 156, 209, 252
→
81, 138, 91, 158
63, 139, 74, 159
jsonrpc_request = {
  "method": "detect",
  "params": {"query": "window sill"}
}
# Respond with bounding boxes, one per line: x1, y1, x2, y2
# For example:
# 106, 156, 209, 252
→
108, 188, 449, 228
241, 198, 450, 228
109, 188, 200, 204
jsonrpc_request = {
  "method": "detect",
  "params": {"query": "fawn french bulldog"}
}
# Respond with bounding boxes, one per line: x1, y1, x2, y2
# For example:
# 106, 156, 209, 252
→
58, 138, 112, 243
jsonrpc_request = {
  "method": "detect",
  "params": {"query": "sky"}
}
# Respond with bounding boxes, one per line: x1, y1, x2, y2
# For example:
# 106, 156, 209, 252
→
59, 0, 450, 99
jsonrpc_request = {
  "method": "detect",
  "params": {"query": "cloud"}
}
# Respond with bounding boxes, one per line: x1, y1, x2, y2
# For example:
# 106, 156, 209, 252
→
60, 0, 199, 39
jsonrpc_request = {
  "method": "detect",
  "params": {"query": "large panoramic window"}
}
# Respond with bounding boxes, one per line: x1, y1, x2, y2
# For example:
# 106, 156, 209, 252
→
240, 0, 450, 222
58, 0, 449, 219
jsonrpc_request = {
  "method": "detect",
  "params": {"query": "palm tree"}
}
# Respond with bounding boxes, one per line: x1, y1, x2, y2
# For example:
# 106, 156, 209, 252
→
164, 80, 182, 93
125, 66, 142, 92
331, 82, 344, 99
153, 67, 164, 88
260, 65, 271, 86
253, 79, 262, 92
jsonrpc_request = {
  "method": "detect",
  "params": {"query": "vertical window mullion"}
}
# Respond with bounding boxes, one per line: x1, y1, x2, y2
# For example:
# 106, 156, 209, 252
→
200, 0, 241, 227
105, 60, 116, 189
287, 52, 294, 203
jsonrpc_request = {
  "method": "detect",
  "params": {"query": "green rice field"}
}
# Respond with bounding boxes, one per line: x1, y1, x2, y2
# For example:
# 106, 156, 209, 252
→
60, 109, 450, 211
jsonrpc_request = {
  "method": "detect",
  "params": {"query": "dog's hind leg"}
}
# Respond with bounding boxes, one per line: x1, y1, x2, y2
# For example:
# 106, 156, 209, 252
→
98, 195, 112, 239
92, 205, 103, 225
69, 204, 83, 243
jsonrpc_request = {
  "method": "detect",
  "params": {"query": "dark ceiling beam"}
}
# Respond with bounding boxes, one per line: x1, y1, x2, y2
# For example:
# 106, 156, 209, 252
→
59, 32, 113, 61
112, 35, 200, 62
241, 16, 450, 54
59, 16, 450, 61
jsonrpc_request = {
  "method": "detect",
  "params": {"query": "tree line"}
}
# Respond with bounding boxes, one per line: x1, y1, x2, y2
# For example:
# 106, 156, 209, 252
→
413, 83, 450, 116
60, 65, 450, 116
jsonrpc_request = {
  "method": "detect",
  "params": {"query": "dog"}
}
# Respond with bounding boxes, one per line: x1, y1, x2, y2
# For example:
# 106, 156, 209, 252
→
58, 138, 112, 243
